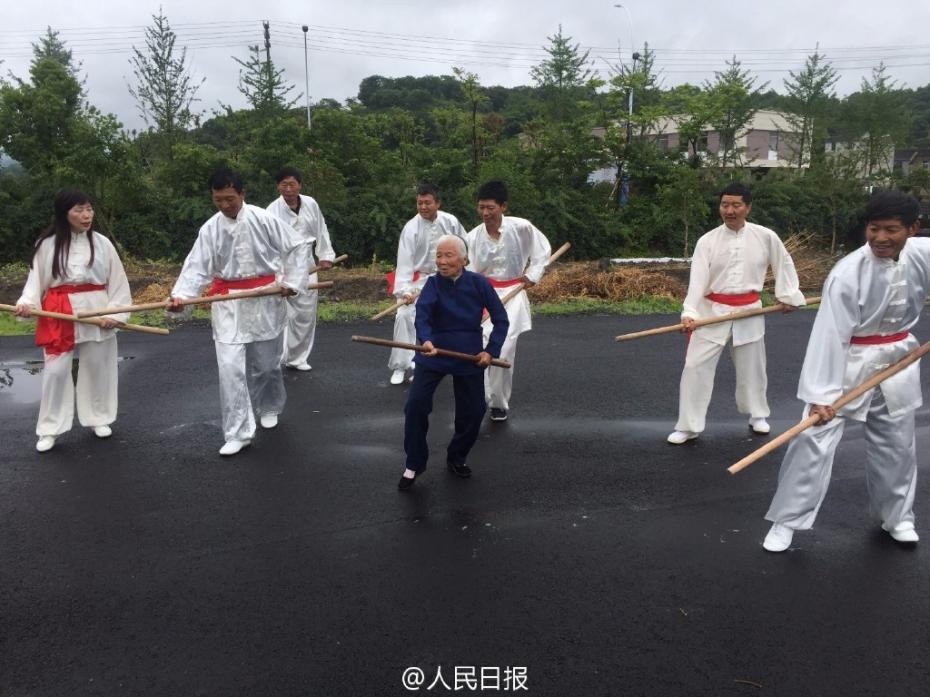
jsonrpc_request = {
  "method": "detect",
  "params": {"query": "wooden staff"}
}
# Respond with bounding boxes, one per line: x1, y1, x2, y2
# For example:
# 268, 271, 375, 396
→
76, 282, 334, 318
0, 303, 169, 336
371, 296, 413, 322
728, 337, 930, 475
481, 241, 573, 323
351, 335, 511, 368
614, 296, 822, 342
307, 253, 348, 276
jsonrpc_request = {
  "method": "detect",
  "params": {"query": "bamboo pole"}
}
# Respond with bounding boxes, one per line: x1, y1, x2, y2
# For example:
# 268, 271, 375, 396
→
371, 297, 412, 322
728, 337, 930, 474
615, 296, 822, 342
351, 335, 511, 368
307, 253, 348, 276
481, 241, 573, 323
76, 282, 334, 318
0, 303, 169, 336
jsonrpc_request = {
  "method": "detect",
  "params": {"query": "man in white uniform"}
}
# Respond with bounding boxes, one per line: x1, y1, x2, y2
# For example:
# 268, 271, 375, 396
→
266, 166, 336, 371
763, 191, 926, 552
388, 183, 466, 385
466, 180, 551, 421
168, 169, 309, 456
668, 183, 805, 444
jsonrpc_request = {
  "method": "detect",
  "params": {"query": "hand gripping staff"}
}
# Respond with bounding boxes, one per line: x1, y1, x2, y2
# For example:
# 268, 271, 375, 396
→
351, 335, 511, 369
0, 303, 169, 336
306, 253, 348, 276
75, 282, 334, 318
728, 337, 930, 474
614, 297, 821, 342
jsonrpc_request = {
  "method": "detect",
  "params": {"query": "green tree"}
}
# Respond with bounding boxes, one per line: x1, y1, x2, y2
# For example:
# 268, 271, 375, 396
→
233, 44, 299, 113
783, 51, 839, 169
704, 56, 765, 167
31, 26, 80, 79
657, 166, 710, 256
452, 67, 489, 177
128, 10, 204, 137
530, 25, 595, 122
845, 63, 909, 177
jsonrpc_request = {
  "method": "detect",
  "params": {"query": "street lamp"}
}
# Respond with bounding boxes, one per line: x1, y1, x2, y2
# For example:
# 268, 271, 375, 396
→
614, 4, 637, 206
302, 25, 311, 131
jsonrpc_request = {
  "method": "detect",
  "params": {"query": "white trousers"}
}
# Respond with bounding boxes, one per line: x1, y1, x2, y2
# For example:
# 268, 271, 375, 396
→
215, 333, 286, 441
485, 334, 519, 411
675, 333, 768, 433
765, 393, 917, 531
37, 337, 118, 437
281, 280, 319, 367
388, 302, 417, 371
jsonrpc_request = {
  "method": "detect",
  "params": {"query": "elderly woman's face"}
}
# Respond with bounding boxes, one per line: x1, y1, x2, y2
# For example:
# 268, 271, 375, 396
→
435, 239, 466, 279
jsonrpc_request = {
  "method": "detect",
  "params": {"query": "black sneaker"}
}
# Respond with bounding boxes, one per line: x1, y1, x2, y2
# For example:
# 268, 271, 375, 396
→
397, 474, 417, 491
447, 461, 472, 478
489, 407, 508, 421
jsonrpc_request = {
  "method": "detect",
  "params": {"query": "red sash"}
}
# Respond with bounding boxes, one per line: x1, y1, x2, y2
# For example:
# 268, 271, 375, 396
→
705, 291, 760, 306
208, 274, 276, 296
36, 284, 106, 356
487, 277, 524, 288
850, 331, 910, 345
385, 271, 421, 296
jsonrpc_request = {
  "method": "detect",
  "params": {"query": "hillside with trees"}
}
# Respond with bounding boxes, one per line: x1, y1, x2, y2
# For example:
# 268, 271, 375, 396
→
2, 15, 929, 267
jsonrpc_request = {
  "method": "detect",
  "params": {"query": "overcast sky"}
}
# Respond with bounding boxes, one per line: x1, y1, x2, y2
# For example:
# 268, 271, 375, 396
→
3, 0, 929, 131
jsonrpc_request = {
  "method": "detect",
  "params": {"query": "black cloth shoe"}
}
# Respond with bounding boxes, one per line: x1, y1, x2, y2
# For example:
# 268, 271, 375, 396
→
489, 407, 508, 421
447, 461, 472, 478
397, 474, 417, 491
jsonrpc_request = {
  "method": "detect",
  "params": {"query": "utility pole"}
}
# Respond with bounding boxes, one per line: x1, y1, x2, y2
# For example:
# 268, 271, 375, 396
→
303, 25, 311, 131
263, 21, 272, 106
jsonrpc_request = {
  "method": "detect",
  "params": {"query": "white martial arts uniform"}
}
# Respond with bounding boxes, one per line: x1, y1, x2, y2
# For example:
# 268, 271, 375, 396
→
765, 238, 930, 532
266, 194, 336, 368
389, 210, 466, 371
17, 231, 132, 437
466, 216, 551, 411
172, 204, 309, 442
675, 222, 805, 433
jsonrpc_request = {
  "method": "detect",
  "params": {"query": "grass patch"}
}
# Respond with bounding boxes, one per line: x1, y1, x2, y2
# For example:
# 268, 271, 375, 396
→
0, 312, 35, 336
534, 296, 682, 316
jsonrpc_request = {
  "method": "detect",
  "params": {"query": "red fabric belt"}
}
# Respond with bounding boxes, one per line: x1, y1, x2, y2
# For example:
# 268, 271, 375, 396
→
487, 277, 523, 289
208, 274, 276, 296
705, 291, 760, 306
850, 331, 910, 345
385, 271, 421, 296
36, 283, 106, 356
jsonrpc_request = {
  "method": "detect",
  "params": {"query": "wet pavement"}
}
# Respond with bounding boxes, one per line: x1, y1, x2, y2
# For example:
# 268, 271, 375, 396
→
1, 313, 929, 696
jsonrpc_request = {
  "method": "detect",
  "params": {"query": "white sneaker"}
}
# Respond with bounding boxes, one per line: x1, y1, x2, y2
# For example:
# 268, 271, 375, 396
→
763, 523, 794, 552
390, 369, 406, 385
219, 439, 251, 456
289, 362, 312, 371
667, 430, 698, 444
260, 413, 278, 429
93, 425, 112, 438
36, 436, 56, 452
750, 417, 771, 434
885, 521, 919, 543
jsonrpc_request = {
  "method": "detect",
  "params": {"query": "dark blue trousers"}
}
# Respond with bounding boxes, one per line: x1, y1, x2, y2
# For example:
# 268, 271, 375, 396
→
403, 364, 487, 473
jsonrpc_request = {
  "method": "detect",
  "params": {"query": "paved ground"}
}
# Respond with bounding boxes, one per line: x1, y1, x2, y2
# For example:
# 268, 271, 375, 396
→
1, 312, 928, 697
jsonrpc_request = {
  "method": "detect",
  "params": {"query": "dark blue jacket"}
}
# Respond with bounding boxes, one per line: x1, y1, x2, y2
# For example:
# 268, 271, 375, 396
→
414, 270, 510, 375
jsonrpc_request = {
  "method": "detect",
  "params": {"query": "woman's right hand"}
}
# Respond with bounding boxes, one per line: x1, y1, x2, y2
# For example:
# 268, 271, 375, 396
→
14, 303, 32, 318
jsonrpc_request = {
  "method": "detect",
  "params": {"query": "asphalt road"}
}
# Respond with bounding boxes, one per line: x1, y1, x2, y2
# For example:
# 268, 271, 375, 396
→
1, 311, 929, 697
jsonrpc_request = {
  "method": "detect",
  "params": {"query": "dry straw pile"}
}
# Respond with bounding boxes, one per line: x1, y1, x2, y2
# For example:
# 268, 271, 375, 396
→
531, 232, 836, 303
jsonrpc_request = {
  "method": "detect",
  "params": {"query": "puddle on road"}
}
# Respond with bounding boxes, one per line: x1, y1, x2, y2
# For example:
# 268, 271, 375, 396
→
0, 356, 135, 405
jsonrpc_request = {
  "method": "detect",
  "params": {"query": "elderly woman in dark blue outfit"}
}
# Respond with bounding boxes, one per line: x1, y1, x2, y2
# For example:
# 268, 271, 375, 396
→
399, 235, 510, 490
